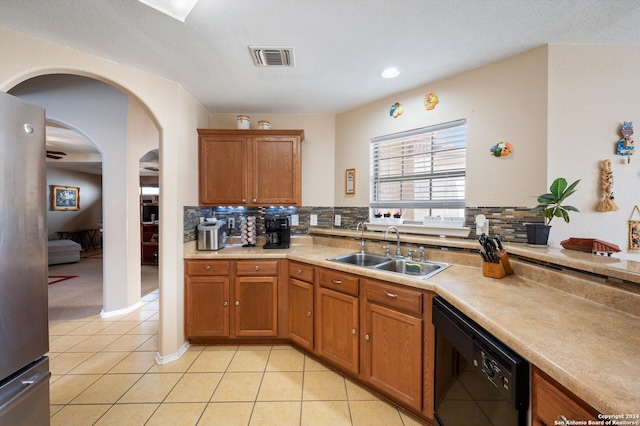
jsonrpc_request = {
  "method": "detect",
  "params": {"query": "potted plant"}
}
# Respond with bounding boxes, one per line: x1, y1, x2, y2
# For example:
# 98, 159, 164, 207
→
527, 177, 580, 245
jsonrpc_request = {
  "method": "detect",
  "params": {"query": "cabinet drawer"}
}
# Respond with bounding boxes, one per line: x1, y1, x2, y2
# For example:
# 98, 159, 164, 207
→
364, 280, 422, 315
318, 268, 359, 297
185, 260, 230, 276
236, 260, 279, 276
289, 261, 314, 283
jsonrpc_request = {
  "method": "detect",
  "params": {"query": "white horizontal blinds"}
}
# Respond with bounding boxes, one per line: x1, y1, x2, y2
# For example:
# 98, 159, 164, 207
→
370, 119, 466, 210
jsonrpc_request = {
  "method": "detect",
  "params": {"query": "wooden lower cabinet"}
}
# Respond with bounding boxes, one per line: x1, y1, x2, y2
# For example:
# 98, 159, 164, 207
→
361, 279, 423, 411
234, 275, 278, 336
185, 275, 230, 337
532, 366, 599, 425
185, 260, 438, 422
288, 262, 315, 350
185, 259, 279, 339
289, 278, 314, 349
184, 260, 231, 338
316, 268, 360, 374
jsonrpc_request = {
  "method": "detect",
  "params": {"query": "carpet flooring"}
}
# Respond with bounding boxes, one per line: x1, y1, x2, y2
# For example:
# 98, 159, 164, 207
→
48, 275, 77, 285
47, 253, 158, 324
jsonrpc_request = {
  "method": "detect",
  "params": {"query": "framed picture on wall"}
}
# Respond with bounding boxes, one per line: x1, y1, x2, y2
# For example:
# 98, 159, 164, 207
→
345, 168, 356, 195
51, 185, 80, 211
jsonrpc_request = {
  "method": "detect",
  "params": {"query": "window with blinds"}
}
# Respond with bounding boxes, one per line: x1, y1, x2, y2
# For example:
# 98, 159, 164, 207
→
370, 119, 466, 217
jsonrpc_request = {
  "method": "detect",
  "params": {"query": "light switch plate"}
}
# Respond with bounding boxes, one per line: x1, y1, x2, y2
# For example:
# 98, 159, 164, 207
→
290, 214, 299, 226
310, 214, 318, 226
334, 214, 341, 226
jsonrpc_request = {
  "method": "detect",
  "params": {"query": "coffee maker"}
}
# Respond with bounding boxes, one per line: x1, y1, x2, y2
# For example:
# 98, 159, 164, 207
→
263, 216, 291, 249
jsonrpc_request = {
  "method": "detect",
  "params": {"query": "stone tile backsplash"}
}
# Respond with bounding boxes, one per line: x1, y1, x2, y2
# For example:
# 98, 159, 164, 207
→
184, 205, 541, 243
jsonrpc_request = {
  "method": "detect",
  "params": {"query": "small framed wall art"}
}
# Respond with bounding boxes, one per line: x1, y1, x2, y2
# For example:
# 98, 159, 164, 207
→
51, 185, 80, 211
345, 168, 356, 195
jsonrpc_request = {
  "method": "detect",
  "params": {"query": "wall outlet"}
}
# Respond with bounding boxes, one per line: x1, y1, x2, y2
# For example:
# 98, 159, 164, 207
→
334, 214, 341, 226
227, 217, 235, 229
310, 214, 318, 226
290, 214, 299, 226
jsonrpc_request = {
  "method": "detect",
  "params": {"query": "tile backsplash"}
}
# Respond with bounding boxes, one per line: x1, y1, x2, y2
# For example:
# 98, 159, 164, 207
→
184, 205, 540, 244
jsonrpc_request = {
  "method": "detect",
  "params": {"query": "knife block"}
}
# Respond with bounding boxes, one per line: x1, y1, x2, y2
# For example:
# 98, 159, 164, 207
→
482, 252, 513, 279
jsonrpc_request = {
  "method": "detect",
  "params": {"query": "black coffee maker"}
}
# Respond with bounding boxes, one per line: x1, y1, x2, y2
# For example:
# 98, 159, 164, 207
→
263, 216, 291, 249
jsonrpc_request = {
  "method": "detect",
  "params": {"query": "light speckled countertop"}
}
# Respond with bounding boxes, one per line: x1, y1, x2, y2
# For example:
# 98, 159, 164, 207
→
184, 237, 640, 415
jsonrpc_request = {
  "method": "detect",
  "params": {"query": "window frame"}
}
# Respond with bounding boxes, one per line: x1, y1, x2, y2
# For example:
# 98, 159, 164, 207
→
369, 119, 467, 215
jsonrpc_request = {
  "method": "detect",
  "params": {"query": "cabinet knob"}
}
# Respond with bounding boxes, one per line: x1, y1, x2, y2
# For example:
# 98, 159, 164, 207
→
307, 311, 312, 317
365, 334, 370, 340
558, 415, 569, 424
351, 328, 357, 335
297, 269, 303, 275
383, 290, 398, 299
254, 265, 260, 271
204, 265, 211, 271
242, 198, 246, 203
253, 198, 257, 203
223, 301, 228, 307
332, 279, 342, 285
235, 301, 240, 306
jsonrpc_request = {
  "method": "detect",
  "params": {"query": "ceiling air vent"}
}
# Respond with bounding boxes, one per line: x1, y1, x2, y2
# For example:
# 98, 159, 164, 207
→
249, 46, 295, 67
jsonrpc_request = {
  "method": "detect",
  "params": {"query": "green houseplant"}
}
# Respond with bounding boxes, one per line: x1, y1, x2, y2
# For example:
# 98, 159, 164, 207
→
527, 177, 580, 245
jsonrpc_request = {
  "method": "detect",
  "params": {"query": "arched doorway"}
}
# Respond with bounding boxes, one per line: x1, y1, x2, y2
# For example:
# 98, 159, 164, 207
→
9, 73, 161, 319
140, 149, 160, 296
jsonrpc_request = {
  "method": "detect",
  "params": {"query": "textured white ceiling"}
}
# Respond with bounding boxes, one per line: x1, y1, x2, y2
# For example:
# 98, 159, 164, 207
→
2, 0, 640, 115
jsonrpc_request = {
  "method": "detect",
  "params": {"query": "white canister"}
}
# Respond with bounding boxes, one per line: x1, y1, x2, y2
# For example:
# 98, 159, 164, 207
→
257, 120, 271, 130
237, 115, 250, 129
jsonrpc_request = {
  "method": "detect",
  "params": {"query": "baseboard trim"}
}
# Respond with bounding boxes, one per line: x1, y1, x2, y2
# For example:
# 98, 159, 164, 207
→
155, 341, 190, 365
100, 301, 144, 318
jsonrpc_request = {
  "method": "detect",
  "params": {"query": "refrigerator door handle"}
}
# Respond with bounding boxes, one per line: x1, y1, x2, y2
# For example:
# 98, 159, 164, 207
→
0, 371, 50, 413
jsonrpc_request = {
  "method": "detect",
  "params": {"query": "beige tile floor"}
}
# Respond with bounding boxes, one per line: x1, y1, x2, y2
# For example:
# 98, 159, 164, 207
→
48, 290, 426, 425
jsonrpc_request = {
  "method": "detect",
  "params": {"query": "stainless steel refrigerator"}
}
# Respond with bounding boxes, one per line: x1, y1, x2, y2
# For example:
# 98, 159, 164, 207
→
0, 92, 50, 425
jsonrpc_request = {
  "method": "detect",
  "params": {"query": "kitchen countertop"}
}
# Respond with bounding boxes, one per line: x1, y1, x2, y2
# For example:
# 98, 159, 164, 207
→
184, 239, 640, 415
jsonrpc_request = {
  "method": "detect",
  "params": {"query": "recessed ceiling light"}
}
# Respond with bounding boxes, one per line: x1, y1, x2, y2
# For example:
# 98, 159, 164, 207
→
138, 0, 198, 22
381, 67, 401, 79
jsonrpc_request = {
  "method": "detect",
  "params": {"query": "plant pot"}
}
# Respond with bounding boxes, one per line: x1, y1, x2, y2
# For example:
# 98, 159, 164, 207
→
526, 224, 551, 245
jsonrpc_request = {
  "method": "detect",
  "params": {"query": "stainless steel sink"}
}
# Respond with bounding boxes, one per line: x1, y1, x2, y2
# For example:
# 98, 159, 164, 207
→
374, 258, 451, 279
327, 252, 391, 267
327, 252, 451, 280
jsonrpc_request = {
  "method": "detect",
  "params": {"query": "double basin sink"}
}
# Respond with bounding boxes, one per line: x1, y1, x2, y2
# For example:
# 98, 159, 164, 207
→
326, 252, 451, 280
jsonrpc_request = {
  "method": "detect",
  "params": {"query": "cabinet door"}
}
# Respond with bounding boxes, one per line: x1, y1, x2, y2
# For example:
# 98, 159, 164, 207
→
199, 135, 247, 205
185, 276, 229, 337
235, 276, 278, 337
250, 136, 301, 205
316, 287, 359, 374
362, 302, 423, 409
289, 278, 314, 350
532, 367, 599, 425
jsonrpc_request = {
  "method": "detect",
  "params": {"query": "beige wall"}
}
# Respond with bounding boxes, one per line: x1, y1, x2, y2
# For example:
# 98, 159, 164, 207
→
46, 167, 102, 240
335, 46, 549, 208
209, 113, 336, 206
547, 45, 640, 255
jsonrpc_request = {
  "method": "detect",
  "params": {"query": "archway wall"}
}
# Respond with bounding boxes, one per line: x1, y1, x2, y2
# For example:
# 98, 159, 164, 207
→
0, 28, 210, 359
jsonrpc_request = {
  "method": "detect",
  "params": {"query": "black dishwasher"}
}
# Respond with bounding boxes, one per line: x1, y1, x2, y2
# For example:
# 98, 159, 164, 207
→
432, 296, 529, 426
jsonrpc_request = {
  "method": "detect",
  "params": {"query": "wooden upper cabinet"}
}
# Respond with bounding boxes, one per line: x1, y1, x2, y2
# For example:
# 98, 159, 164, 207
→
199, 134, 247, 205
198, 129, 304, 206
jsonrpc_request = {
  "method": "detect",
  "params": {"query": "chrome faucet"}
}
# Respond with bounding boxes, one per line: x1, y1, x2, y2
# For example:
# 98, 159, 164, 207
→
356, 222, 365, 253
384, 226, 402, 256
